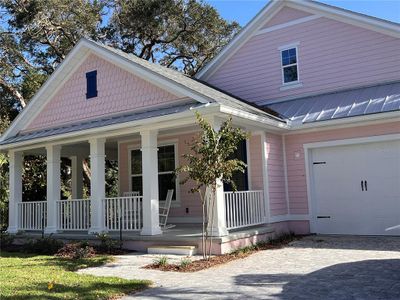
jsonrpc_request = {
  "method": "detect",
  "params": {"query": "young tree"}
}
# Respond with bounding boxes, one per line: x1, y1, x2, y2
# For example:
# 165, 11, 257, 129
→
176, 112, 248, 258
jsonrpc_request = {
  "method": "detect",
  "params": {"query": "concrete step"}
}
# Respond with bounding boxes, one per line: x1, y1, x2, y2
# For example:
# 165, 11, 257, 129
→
147, 245, 197, 256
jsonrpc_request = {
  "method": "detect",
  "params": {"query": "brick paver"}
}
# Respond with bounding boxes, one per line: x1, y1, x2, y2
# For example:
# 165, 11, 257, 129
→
78, 236, 400, 299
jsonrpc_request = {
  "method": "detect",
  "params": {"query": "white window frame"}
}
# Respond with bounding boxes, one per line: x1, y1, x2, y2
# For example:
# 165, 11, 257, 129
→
128, 140, 180, 206
279, 42, 301, 87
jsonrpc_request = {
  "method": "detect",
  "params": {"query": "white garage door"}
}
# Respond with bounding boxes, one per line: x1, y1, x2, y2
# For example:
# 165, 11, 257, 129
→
312, 139, 400, 235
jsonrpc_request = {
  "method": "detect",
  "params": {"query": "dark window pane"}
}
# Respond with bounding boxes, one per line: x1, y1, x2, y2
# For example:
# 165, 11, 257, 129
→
282, 57, 290, 66
86, 70, 97, 99
158, 145, 175, 172
131, 149, 142, 174
159, 173, 176, 200
289, 54, 297, 64
283, 66, 298, 83
131, 176, 143, 195
224, 140, 248, 191
289, 48, 296, 56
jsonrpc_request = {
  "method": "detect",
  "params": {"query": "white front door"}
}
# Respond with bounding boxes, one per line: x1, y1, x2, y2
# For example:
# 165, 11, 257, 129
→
312, 139, 400, 235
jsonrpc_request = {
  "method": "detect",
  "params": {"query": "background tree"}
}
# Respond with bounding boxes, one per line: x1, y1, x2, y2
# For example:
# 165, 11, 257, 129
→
0, 0, 240, 228
176, 113, 248, 258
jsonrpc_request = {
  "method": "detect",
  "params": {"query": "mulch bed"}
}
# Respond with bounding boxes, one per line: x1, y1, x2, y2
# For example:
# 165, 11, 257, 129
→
143, 234, 298, 272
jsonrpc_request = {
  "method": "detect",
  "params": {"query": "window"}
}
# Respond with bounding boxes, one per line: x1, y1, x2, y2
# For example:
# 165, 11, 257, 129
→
86, 70, 98, 99
281, 47, 299, 84
223, 140, 248, 191
130, 144, 177, 200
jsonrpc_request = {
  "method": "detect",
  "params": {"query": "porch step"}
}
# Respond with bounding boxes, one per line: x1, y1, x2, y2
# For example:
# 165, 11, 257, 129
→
147, 245, 197, 256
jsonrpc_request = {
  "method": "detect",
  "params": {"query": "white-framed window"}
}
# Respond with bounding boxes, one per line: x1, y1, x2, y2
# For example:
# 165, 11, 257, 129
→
280, 46, 299, 85
129, 143, 178, 201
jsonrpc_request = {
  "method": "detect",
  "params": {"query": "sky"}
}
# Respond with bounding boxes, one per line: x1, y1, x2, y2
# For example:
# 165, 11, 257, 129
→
207, 0, 400, 26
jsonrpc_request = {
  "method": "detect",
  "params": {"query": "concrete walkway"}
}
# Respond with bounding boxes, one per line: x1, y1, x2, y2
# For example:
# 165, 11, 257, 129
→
78, 236, 400, 299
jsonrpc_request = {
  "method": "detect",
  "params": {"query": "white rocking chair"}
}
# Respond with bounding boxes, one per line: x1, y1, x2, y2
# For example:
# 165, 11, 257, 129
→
159, 189, 175, 229
123, 191, 140, 197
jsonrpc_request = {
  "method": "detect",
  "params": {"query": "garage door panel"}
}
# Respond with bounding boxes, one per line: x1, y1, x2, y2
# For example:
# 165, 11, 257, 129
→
312, 140, 400, 236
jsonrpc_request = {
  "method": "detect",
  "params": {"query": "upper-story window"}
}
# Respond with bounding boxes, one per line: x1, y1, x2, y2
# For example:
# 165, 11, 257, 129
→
86, 70, 98, 99
280, 47, 299, 85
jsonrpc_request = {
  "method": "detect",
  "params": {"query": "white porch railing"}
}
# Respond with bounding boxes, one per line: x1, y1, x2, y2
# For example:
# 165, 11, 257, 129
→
224, 190, 264, 230
57, 199, 91, 230
103, 196, 143, 231
18, 201, 47, 230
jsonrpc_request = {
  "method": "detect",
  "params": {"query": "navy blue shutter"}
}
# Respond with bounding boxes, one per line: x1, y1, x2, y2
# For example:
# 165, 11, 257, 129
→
86, 70, 98, 99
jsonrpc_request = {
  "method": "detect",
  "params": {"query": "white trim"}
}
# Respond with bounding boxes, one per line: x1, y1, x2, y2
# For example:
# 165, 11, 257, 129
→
256, 15, 321, 36
246, 138, 252, 190
270, 214, 310, 223
279, 44, 300, 86
197, 0, 400, 80
282, 135, 290, 215
280, 82, 303, 91
303, 133, 400, 233
260, 132, 271, 223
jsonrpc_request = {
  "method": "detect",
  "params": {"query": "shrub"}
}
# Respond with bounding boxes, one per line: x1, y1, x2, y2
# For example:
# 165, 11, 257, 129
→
26, 236, 64, 254
0, 231, 14, 249
96, 233, 121, 254
55, 242, 96, 259
153, 256, 168, 267
179, 257, 191, 269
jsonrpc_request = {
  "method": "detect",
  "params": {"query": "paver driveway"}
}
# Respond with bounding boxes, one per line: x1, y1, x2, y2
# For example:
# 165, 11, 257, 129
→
79, 236, 400, 299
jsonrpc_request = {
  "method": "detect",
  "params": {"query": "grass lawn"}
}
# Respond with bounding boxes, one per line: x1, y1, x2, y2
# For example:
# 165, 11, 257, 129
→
0, 251, 151, 300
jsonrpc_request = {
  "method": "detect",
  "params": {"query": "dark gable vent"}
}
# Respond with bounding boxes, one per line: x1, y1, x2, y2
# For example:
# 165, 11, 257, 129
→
86, 70, 98, 99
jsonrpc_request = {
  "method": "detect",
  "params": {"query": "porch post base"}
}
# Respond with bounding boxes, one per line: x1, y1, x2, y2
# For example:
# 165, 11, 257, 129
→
44, 226, 58, 234
207, 226, 228, 237
140, 226, 162, 236
6, 226, 19, 234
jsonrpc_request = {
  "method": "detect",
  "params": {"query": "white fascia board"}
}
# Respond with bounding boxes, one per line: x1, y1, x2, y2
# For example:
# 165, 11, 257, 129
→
195, 0, 283, 80
218, 105, 290, 130
287, 1, 400, 38
0, 42, 90, 142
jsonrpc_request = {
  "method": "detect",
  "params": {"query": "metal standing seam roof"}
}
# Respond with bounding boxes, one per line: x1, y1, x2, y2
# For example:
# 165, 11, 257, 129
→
0, 102, 203, 146
265, 81, 400, 126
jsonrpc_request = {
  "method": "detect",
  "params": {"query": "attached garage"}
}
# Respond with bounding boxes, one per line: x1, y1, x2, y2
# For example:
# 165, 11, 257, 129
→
308, 138, 400, 236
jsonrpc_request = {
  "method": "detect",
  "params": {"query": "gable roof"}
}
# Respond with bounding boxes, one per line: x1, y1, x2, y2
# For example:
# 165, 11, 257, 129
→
0, 38, 284, 144
196, 0, 400, 80
266, 81, 400, 126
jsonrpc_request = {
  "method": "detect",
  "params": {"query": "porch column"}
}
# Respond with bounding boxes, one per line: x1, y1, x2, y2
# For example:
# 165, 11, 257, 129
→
207, 117, 228, 237
261, 133, 271, 223
89, 138, 106, 233
206, 181, 228, 237
45, 145, 61, 234
140, 129, 162, 235
70, 155, 83, 199
7, 150, 23, 233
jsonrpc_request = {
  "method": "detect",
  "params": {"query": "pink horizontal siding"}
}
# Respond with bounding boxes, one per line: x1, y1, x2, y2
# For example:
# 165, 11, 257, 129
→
261, 7, 311, 28
266, 133, 288, 216
25, 54, 181, 132
207, 15, 400, 105
285, 121, 400, 215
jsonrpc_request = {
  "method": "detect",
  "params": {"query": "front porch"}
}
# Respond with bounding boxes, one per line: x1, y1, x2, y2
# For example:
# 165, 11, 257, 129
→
6, 114, 274, 253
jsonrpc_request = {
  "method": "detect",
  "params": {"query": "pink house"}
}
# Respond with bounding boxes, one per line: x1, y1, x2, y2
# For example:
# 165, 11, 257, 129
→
1, 0, 399, 254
